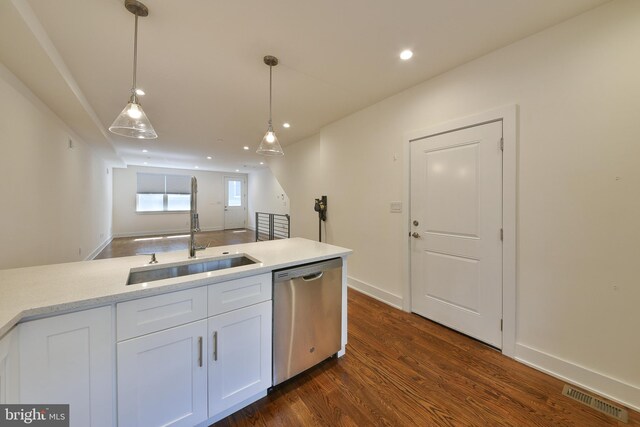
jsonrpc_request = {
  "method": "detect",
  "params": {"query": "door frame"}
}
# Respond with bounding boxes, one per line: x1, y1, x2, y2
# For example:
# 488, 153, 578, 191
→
403, 105, 517, 357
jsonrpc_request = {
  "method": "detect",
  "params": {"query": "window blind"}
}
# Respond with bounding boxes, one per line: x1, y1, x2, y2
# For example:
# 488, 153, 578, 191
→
137, 173, 165, 194
165, 175, 191, 194
137, 173, 191, 194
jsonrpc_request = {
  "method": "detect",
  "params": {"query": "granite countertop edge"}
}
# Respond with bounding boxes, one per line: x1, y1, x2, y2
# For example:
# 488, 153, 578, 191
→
0, 238, 352, 339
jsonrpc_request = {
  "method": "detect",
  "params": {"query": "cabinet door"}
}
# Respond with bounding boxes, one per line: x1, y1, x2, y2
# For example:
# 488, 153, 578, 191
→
117, 320, 208, 427
208, 301, 272, 417
19, 306, 114, 427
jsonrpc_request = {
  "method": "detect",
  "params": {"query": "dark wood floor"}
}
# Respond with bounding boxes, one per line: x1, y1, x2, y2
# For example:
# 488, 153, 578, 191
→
94, 229, 256, 259
215, 289, 638, 427
93, 232, 637, 425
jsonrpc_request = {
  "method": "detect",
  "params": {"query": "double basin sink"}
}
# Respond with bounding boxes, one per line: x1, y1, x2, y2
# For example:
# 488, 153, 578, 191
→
127, 254, 258, 285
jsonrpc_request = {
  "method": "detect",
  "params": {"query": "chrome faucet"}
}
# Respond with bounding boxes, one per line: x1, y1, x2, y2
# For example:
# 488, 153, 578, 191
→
189, 176, 202, 258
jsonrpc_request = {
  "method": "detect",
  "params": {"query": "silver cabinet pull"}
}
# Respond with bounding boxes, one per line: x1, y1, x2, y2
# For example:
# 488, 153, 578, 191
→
198, 336, 203, 367
213, 331, 218, 361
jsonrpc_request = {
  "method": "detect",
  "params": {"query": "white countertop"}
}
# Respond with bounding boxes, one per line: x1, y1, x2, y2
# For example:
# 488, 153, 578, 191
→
0, 238, 352, 338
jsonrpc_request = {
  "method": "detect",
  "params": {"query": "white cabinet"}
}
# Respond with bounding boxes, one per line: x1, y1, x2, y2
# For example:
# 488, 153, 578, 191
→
208, 301, 272, 418
19, 306, 114, 427
117, 320, 208, 427
0, 328, 19, 404
116, 273, 274, 426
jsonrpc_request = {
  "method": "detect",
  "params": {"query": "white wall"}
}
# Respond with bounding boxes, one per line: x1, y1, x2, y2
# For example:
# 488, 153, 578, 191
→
268, 0, 640, 410
247, 168, 289, 231
0, 62, 112, 269
112, 165, 247, 237
269, 134, 324, 240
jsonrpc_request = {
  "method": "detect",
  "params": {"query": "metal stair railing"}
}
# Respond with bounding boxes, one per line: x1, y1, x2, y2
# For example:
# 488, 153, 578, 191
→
255, 212, 290, 241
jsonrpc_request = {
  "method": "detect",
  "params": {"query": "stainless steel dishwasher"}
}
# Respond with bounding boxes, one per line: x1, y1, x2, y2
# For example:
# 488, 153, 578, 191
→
273, 257, 342, 386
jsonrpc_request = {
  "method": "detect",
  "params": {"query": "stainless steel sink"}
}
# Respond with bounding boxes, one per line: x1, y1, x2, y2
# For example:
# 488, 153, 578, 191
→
126, 255, 257, 285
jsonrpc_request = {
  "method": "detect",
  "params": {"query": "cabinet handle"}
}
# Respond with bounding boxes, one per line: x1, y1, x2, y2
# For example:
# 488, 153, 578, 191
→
198, 336, 203, 367
213, 331, 218, 361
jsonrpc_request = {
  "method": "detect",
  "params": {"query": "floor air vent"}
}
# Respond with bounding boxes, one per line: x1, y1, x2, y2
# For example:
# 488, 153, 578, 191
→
562, 384, 628, 423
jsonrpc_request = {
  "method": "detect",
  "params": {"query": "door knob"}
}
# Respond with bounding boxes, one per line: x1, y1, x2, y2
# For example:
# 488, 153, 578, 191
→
411, 232, 420, 238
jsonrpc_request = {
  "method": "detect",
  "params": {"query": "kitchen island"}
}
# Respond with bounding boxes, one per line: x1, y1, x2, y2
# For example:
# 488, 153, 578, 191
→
0, 237, 352, 427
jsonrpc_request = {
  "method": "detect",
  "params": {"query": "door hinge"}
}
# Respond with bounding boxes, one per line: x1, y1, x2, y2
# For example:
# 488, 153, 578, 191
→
500, 228, 503, 241
500, 319, 503, 331
499, 137, 504, 151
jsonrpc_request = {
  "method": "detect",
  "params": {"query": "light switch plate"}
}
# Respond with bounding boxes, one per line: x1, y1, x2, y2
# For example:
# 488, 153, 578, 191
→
390, 201, 402, 213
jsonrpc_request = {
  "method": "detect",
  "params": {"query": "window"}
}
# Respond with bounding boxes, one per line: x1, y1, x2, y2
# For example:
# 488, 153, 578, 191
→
227, 179, 242, 207
136, 173, 191, 212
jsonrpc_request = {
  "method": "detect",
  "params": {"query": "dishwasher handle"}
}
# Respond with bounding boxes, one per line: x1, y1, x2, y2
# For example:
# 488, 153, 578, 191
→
302, 271, 324, 281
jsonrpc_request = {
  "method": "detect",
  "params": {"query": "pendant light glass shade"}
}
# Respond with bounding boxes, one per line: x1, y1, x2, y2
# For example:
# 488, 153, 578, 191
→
257, 55, 284, 156
257, 123, 283, 155
109, 94, 157, 139
109, 1, 157, 139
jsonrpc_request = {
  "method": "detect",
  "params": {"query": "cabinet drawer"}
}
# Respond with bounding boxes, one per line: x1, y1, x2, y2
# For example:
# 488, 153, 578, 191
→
208, 273, 272, 316
117, 287, 207, 341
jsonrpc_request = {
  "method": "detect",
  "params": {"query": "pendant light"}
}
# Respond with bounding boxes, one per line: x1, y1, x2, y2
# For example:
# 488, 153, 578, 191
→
257, 55, 284, 156
109, 0, 157, 139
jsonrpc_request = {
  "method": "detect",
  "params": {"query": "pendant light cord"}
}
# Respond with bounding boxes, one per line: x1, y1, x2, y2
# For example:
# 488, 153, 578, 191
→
132, 13, 138, 95
268, 65, 273, 127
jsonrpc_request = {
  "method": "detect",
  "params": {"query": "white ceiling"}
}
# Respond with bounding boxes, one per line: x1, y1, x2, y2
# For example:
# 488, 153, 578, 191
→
3, 0, 608, 172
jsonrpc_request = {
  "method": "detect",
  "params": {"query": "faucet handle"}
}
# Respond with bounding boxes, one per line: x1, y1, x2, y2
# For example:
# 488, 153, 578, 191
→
137, 252, 158, 264
195, 241, 210, 251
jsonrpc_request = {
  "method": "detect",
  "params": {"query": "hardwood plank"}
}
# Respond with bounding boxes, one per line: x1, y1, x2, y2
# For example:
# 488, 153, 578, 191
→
213, 289, 639, 427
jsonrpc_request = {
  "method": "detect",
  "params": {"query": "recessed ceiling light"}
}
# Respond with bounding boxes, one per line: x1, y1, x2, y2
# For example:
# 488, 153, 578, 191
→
243, 146, 249, 150
206, 156, 212, 160
400, 49, 413, 60
260, 162, 264, 165
135, 88, 145, 96
283, 123, 290, 128
235, 169, 239, 172
142, 149, 148, 153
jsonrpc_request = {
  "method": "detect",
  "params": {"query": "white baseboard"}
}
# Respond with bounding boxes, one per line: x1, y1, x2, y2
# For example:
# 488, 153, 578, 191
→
515, 343, 640, 412
347, 276, 403, 309
112, 227, 223, 238
86, 235, 113, 260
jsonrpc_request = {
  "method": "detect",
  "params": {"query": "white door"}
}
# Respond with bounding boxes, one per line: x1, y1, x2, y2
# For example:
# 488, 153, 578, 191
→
208, 301, 272, 418
224, 176, 247, 229
19, 307, 114, 427
117, 320, 208, 427
410, 120, 503, 348
0, 329, 19, 404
